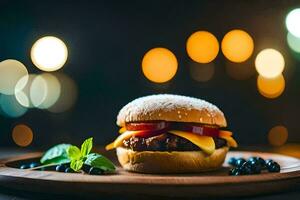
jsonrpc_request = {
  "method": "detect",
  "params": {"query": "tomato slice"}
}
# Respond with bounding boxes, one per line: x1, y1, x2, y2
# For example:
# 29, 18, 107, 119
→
125, 122, 220, 137
126, 121, 170, 131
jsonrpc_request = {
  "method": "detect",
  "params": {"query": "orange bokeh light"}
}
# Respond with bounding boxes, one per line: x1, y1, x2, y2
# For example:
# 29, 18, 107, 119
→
221, 29, 254, 63
142, 47, 178, 83
186, 31, 219, 63
268, 125, 288, 146
257, 75, 285, 98
12, 124, 33, 147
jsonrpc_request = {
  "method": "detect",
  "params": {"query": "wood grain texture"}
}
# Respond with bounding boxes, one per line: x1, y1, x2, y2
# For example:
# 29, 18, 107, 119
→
0, 151, 299, 198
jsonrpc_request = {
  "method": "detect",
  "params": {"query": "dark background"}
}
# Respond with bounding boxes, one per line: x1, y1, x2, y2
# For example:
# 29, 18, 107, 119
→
0, 0, 299, 149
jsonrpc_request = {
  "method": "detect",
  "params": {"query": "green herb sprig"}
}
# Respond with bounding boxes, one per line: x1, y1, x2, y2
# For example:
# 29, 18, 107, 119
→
40, 137, 115, 173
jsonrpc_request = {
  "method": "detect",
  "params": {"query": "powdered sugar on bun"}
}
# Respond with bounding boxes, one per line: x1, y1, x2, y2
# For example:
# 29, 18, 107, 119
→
117, 94, 227, 127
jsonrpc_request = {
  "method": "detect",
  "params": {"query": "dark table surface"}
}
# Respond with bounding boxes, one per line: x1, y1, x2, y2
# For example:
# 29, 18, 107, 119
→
0, 145, 299, 200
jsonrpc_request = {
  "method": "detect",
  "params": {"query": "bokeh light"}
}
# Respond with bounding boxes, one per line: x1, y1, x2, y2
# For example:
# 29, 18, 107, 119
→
221, 29, 254, 63
257, 75, 285, 98
186, 31, 219, 63
287, 32, 300, 53
37, 73, 61, 109
30, 75, 48, 108
48, 73, 78, 113
286, 8, 300, 37
225, 61, 255, 80
12, 124, 33, 147
268, 125, 288, 146
0, 94, 27, 118
255, 49, 285, 78
15, 74, 37, 108
31, 36, 68, 72
142, 47, 178, 83
189, 62, 215, 82
0, 59, 28, 95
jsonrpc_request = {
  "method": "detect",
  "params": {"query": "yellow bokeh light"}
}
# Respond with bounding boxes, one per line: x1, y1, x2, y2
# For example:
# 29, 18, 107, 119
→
31, 36, 68, 72
189, 62, 215, 82
221, 29, 254, 63
255, 48, 285, 78
257, 75, 285, 98
12, 124, 33, 147
142, 47, 178, 83
186, 31, 219, 63
268, 125, 288, 146
0, 59, 28, 95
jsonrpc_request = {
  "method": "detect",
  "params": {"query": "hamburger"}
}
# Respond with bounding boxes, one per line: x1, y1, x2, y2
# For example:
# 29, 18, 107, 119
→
106, 94, 237, 173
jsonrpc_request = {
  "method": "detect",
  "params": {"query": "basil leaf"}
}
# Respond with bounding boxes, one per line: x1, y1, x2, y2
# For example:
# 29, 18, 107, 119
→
40, 144, 71, 164
84, 153, 115, 172
70, 159, 84, 172
67, 146, 82, 160
81, 137, 93, 157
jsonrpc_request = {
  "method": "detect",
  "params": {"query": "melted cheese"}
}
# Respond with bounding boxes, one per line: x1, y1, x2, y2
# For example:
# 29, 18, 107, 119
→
119, 127, 126, 134
105, 129, 238, 152
105, 131, 141, 150
219, 130, 233, 137
168, 130, 215, 154
219, 135, 238, 148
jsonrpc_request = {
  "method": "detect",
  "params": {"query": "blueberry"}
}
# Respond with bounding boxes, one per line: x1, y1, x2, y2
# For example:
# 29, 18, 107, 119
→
228, 167, 239, 175
265, 159, 274, 165
240, 162, 253, 175
29, 162, 39, 168
267, 162, 280, 172
257, 157, 266, 167
82, 164, 91, 173
248, 160, 261, 174
248, 157, 259, 165
20, 164, 29, 169
65, 167, 74, 173
228, 157, 237, 166
235, 158, 246, 167
56, 164, 66, 172
234, 170, 243, 176
89, 167, 104, 175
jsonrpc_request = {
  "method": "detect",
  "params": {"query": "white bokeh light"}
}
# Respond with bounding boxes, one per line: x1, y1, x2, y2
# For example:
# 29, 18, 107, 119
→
286, 8, 300, 38
31, 36, 68, 72
255, 49, 285, 78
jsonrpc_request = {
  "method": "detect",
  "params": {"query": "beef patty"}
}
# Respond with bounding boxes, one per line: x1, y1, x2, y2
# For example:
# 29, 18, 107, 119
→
122, 133, 227, 151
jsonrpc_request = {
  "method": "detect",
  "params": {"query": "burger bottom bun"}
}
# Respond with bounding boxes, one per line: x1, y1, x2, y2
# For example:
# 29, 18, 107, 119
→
116, 146, 229, 174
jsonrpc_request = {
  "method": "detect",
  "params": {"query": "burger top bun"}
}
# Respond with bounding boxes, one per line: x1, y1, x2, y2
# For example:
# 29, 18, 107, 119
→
117, 94, 227, 127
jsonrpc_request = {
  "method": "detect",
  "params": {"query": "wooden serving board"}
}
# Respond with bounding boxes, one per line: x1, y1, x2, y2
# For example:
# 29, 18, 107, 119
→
0, 151, 299, 198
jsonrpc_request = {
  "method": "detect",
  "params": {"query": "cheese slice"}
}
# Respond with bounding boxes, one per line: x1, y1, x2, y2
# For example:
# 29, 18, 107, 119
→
119, 127, 126, 134
105, 142, 115, 150
105, 131, 141, 150
219, 135, 238, 148
219, 130, 233, 137
168, 130, 215, 154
